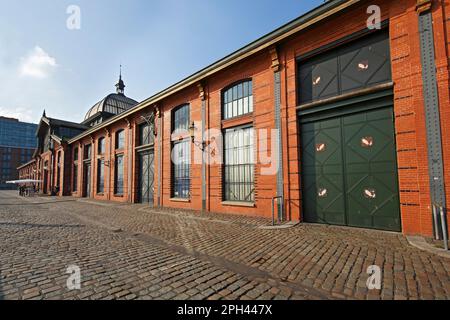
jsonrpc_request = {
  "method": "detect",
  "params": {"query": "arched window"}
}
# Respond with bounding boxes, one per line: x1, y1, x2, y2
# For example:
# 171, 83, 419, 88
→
114, 155, 124, 195
172, 104, 190, 133
171, 104, 190, 199
116, 130, 125, 150
222, 80, 253, 120
97, 159, 105, 194
98, 137, 105, 154
139, 122, 154, 146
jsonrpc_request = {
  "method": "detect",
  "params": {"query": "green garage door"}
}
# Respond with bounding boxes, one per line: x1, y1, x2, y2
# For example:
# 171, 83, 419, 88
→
301, 106, 401, 232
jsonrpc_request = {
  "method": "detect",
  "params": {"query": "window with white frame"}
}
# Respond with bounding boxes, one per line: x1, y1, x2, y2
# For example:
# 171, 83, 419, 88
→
222, 80, 253, 120
98, 137, 106, 154
171, 104, 190, 199
114, 154, 124, 195
223, 125, 255, 202
97, 159, 105, 194
116, 130, 125, 150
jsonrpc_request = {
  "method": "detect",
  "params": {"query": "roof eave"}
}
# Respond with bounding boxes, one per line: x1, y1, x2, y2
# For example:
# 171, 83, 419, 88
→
17, 158, 37, 170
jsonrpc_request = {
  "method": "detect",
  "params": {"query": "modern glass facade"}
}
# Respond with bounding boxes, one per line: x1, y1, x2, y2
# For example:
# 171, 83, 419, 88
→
0, 117, 37, 189
0, 117, 37, 149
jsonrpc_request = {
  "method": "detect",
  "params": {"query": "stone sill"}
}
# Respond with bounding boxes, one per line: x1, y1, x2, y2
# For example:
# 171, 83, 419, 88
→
170, 198, 190, 203
221, 201, 255, 208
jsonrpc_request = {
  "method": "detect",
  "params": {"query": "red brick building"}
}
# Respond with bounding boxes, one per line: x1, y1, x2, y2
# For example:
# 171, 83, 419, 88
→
19, 0, 449, 238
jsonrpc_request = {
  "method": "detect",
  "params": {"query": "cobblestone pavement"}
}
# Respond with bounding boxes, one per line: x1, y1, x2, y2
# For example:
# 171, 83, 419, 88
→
0, 191, 449, 300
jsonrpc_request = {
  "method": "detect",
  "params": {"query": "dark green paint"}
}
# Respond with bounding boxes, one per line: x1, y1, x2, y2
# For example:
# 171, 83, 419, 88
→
301, 106, 401, 232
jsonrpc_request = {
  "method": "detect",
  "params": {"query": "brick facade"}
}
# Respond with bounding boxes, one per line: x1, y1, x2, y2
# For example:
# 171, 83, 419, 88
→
19, 0, 450, 238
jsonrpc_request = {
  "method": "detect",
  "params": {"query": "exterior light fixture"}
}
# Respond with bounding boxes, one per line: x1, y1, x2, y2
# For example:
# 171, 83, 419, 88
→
189, 122, 196, 143
189, 121, 209, 152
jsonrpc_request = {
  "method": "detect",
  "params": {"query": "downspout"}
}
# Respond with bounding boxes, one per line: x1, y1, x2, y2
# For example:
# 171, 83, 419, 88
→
198, 83, 207, 212
270, 46, 285, 221
417, 0, 447, 239
90, 136, 94, 198
157, 106, 162, 207
107, 129, 112, 200
49, 133, 54, 196
61, 145, 65, 196
126, 119, 133, 203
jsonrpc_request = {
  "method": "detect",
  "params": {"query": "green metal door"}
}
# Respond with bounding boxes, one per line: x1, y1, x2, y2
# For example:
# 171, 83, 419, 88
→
301, 106, 401, 232
342, 108, 400, 231
302, 118, 346, 226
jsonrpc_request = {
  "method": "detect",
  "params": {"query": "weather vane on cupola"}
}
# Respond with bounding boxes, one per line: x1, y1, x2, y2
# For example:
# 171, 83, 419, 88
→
115, 64, 125, 95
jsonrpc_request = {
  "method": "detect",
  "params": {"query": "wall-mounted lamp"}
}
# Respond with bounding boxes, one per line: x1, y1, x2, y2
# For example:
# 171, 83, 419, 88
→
189, 122, 210, 152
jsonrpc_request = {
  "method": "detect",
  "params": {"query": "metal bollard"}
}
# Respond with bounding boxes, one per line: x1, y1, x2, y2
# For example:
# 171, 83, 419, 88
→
433, 205, 440, 240
439, 207, 449, 251
271, 196, 283, 226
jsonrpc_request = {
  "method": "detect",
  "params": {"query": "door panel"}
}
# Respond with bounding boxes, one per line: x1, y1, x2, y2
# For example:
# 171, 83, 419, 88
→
343, 108, 401, 231
301, 106, 401, 232
139, 151, 154, 205
43, 170, 48, 194
301, 118, 346, 225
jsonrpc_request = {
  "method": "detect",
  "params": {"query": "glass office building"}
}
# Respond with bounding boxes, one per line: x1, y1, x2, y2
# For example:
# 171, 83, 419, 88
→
0, 117, 37, 189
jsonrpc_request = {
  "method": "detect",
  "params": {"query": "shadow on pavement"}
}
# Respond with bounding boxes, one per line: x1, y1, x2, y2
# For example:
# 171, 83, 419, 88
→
0, 222, 84, 229
0, 200, 78, 206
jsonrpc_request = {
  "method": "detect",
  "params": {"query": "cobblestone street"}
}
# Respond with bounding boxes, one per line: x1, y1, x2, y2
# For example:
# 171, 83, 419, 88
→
0, 190, 449, 300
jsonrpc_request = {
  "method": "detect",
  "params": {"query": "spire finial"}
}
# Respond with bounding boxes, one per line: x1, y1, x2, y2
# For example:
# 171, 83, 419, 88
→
43, 109, 46, 118
116, 65, 125, 95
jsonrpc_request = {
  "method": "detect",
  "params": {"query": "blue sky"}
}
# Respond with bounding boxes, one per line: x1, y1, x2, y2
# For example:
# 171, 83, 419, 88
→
0, 0, 322, 124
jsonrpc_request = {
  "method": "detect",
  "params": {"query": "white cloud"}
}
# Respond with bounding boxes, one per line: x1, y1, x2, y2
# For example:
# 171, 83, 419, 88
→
0, 107, 34, 123
19, 46, 57, 79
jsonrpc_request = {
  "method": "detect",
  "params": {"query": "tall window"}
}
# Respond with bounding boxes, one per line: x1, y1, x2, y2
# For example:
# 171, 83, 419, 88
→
98, 137, 105, 154
116, 130, 125, 150
222, 80, 253, 120
114, 155, 124, 195
84, 144, 92, 160
73, 148, 79, 192
172, 104, 190, 198
56, 152, 61, 188
223, 126, 255, 202
73, 165, 78, 192
139, 123, 154, 146
97, 160, 105, 193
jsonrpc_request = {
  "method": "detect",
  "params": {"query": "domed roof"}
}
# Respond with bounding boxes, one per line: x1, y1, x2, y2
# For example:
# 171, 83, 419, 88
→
84, 93, 138, 121
83, 72, 139, 125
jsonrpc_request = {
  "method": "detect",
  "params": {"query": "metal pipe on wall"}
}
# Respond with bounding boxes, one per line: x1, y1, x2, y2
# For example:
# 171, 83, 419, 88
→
418, 4, 447, 239
127, 122, 133, 203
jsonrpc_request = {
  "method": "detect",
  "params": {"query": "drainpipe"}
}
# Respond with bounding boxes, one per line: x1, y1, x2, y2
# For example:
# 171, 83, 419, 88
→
198, 83, 207, 212
49, 142, 54, 196
126, 119, 133, 203
417, 0, 447, 239
90, 137, 94, 198
157, 106, 162, 207
270, 46, 285, 221
107, 129, 111, 200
